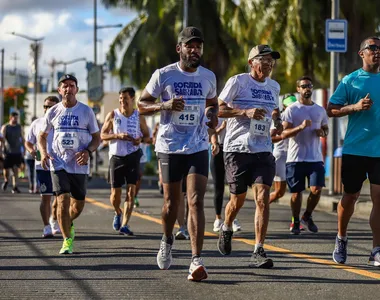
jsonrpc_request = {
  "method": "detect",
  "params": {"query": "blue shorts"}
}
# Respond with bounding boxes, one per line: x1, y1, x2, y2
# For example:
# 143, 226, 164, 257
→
36, 170, 54, 195
286, 162, 325, 193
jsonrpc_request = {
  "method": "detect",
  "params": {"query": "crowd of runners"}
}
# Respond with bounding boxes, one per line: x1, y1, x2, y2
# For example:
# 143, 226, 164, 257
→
5, 27, 379, 281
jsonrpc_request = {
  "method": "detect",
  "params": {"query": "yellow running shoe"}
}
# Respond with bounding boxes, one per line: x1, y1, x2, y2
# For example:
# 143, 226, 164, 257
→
59, 238, 73, 254
70, 223, 75, 241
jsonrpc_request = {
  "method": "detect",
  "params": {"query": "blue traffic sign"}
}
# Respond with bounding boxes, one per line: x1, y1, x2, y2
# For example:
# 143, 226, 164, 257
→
325, 19, 348, 53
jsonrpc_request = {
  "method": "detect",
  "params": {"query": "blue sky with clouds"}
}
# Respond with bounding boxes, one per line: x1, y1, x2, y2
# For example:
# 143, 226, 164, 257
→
0, 0, 137, 90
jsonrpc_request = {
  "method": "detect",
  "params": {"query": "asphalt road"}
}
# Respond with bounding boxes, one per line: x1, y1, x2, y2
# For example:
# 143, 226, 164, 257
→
0, 177, 379, 300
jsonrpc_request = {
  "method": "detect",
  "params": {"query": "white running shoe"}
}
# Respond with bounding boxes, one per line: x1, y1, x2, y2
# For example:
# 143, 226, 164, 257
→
157, 235, 174, 270
43, 225, 54, 238
175, 227, 190, 240
232, 219, 242, 232
50, 218, 61, 235
213, 219, 223, 232
187, 257, 208, 281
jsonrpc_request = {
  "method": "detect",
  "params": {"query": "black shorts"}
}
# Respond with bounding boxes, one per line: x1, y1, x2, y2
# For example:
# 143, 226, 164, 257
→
108, 149, 142, 188
158, 150, 209, 183
4, 153, 23, 169
224, 152, 276, 195
342, 154, 380, 194
51, 170, 88, 200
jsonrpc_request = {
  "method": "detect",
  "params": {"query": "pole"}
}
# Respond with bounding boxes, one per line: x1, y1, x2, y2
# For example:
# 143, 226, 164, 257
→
94, 0, 97, 65
328, 0, 340, 195
183, 0, 188, 28
33, 42, 38, 118
0, 48, 4, 126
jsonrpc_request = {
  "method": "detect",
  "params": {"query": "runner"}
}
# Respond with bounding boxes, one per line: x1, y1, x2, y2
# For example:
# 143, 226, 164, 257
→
101, 87, 150, 236
217, 44, 282, 269
282, 77, 328, 235
327, 36, 380, 266
39, 74, 101, 254
25, 96, 61, 238
1, 111, 24, 193
138, 26, 218, 281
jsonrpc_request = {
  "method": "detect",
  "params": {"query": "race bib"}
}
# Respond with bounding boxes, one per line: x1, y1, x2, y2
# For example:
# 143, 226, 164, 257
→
59, 132, 79, 150
172, 105, 200, 126
250, 117, 271, 136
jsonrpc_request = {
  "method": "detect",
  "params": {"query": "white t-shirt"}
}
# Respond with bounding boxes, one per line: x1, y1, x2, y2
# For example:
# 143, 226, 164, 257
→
109, 109, 142, 157
217, 118, 226, 145
26, 117, 54, 171
272, 111, 289, 156
283, 101, 328, 163
140, 128, 152, 163
42, 101, 99, 174
219, 73, 280, 154
145, 62, 217, 154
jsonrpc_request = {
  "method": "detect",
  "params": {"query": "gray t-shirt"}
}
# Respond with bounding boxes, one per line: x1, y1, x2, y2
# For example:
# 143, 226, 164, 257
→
283, 101, 328, 163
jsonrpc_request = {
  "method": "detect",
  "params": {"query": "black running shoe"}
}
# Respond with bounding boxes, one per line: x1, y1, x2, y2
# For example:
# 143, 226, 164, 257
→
217, 227, 233, 255
249, 247, 274, 269
2, 181, 8, 191
301, 215, 318, 233
12, 187, 21, 194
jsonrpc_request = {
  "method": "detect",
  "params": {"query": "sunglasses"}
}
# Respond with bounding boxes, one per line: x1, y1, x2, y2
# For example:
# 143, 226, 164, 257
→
254, 57, 276, 65
43, 105, 53, 109
299, 84, 313, 89
361, 44, 380, 52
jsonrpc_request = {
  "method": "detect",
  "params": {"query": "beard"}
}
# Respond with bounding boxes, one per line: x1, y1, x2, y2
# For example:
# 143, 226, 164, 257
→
180, 52, 201, 68
303, 92, 312, 99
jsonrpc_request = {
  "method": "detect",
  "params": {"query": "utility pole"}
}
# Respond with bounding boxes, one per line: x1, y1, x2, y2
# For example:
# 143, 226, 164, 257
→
94, 0, 97, 65
10, 52, 19, 74
183, 0, 188, 29
0, 48, 4, 126
328, 0, 340, 195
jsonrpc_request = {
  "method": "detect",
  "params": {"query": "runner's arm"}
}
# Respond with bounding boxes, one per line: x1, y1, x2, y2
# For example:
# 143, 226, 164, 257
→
205, 96, 218, 129
139, 115, 152, 144
138, 90, 162, 115
25, 141, 37, 158
326, 103, 358, 117
281, 120, 309, 139
215, 120, 227, 134
87, 132, 101, 153
100, 111, 118, 141
218, 99, 246, 118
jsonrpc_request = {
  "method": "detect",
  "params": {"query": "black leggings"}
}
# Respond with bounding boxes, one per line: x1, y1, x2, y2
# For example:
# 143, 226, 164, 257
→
210, 145, 225, 215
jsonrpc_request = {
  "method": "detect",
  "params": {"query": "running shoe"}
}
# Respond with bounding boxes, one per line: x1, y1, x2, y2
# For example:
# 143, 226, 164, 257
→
70, 223, 75, 241
368, 249, 380, 267
157, 235, 174, 270
289, 221, 301, 235
332, 235, 348, 264
59, 238, 73, 254
2, 181, 8, 191
11, 187, 21, 194
113, 214, 122, 231
213, 219, 223, 232
42, 225, 54, 238
158, 183, 164, 195
175, 227, 190, 240
134, 197, 140, 208
232, 219, 242, 232
301, 215, 318, 233
50, 218, 61, 235
119, 225, 134, 236
187, 257, 208, 281
249, 247, 274, 269
217, 226, 233, 255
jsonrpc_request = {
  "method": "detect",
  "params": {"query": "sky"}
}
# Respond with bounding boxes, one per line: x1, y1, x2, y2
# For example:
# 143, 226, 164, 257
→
0, 0, 137, 91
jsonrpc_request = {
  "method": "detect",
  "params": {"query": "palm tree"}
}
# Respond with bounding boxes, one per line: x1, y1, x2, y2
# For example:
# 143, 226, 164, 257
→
102, 0, 243, 91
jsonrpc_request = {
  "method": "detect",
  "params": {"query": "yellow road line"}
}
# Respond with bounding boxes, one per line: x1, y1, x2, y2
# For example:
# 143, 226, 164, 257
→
86, 197, 380, 280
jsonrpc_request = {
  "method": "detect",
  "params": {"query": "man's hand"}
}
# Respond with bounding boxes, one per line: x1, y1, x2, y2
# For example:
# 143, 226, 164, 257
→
75, 150, 89, 166
162, 96, 185, 111
274, 119, 283, 134
132, 137, 142, 146
315, 128, 328, 137
300, 119, 312, 129
355, 93, 373, 111
117, 133, 133, 141
211, 143, 219, 156
245, 108, 267, 120
41, 153, 53, 170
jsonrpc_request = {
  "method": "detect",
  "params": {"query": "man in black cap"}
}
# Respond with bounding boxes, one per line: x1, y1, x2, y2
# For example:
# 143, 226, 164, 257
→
217, 45, 282, 268
138, 26, 218, 281
38, 74, 100, 254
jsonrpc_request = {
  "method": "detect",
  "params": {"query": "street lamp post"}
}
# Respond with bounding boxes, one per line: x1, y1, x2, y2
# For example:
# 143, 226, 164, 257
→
61, 57, 87, 73
0, 48, 4, 126
8, 32, 44, 119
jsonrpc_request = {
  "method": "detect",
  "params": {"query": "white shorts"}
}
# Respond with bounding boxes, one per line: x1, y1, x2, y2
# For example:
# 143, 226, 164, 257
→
274, 152, 287, 182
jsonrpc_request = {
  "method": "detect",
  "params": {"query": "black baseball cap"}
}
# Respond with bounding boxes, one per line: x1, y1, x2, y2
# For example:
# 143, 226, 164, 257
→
58, 74, 78, 86
178, 26, 204, 44
248, 44, 280, 61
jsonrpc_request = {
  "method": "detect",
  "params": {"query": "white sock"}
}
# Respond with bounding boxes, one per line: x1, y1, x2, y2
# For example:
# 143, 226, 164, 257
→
222, 223, 232, 231
337, 235, 347, 241
254, 243, 263, 252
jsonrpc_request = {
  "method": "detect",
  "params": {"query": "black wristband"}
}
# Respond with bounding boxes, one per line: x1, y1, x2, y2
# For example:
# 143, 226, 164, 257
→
85, 148, 92, 154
